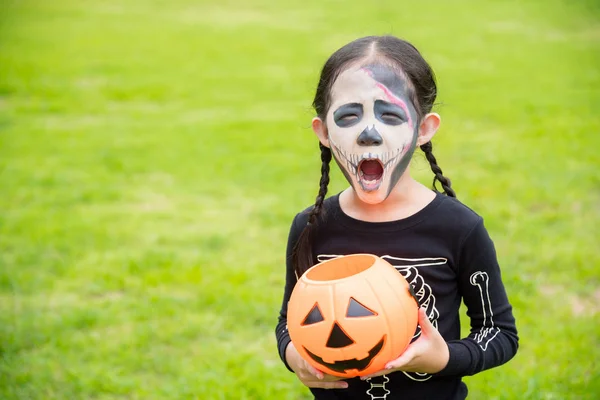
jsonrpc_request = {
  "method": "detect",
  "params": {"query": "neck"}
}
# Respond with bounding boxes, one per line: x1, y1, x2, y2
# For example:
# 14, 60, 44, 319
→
339, 172, 436, 222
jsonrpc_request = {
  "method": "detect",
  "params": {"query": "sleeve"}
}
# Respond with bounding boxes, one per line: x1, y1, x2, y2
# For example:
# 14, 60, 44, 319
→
436, 218, 519, 377
275, 213, 306, 372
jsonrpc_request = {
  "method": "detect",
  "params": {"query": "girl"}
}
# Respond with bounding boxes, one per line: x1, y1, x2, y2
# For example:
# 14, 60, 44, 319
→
275, 35, 518, 400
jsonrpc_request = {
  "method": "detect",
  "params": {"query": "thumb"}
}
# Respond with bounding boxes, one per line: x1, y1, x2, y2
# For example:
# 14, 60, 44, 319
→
386, 309, 433, 370
386, 343, 417, 370
417, 307, 435, 335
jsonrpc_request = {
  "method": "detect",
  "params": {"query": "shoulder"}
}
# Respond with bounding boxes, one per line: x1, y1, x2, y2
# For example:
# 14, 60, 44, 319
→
287, 195, 339, 237
293, 195, 339, 225
431, 194, 484, 236
286, 196, 338, 241
427, 195, 499, 267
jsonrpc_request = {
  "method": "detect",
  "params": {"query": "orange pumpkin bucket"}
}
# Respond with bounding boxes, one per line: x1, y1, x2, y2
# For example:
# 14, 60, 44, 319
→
287, 254, 419, 378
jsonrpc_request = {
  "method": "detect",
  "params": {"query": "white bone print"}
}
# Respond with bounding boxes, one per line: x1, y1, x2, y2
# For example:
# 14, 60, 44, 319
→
469, 271, 500, 350
365, 375, 390, 399
383, 256, 447, 382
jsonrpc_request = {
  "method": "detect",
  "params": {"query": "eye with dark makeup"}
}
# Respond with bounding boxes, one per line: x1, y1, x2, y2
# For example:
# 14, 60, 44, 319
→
340, 114, 359, 122
374, 100, 407, 126
381, 112, 403, 124
333, 103, 363, 128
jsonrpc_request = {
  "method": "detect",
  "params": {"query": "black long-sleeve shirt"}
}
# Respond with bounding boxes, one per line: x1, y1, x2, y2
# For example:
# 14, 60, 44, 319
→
275, 192, 518, 400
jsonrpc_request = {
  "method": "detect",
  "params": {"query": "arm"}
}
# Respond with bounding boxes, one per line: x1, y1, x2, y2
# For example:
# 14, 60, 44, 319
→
274, 214, 349, 388
275, 213, 303, 372
437, 218, 519, 377
361, 217, 519, 381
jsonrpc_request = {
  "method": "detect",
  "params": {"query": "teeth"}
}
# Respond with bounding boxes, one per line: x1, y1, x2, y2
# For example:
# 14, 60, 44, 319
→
347, 160, 357, 176
384, 147, 402, 167
330, 136, 408, 184
358, 153, 385, 163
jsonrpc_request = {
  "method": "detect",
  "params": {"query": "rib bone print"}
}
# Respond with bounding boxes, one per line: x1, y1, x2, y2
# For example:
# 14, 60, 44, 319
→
382, 256, 447, 382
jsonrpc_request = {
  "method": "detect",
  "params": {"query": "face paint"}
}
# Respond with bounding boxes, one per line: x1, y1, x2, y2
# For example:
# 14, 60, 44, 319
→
362, 66, 414, 128
333, 103, 363, 128
374, 100, 408, 126
356, 124, 383, 146
326, 65, 419, 204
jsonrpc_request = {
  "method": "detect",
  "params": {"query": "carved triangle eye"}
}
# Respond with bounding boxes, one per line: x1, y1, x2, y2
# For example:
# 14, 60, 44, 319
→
346, 297, 377, 317
302, 303, 324, 325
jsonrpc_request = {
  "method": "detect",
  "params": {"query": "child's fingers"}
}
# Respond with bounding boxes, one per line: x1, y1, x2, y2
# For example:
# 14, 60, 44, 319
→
308, 380, 348, 389
385, 344, 418, 370
306, 364, 324, 380
359, 370, 385, 380
303, 363, 346, 381
418, 308, 435, 334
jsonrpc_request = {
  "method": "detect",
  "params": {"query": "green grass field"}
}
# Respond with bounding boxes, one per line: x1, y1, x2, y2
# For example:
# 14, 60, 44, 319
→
1, 0, 599, 399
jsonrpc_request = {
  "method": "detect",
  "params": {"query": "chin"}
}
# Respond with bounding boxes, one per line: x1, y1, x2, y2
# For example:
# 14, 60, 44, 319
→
352, 180, 391, 205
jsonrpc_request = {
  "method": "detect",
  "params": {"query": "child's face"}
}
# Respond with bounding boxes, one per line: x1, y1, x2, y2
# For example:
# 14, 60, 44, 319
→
326, 65, 419, 204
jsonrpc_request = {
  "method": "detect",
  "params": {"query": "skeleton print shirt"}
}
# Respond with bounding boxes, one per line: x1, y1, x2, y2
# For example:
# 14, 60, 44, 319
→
275, 192, 519, 400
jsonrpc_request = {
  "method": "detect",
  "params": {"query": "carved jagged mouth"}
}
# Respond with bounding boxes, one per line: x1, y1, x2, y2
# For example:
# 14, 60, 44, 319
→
303, 337, 385, 374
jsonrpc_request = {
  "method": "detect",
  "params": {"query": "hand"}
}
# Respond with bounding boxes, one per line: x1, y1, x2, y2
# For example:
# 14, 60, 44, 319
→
285, 342, 349, 389
361, 308, 449, 380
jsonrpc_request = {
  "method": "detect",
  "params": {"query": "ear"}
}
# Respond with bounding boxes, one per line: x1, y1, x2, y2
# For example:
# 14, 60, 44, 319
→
312, 117, 330, 148
416, 113, 441, 146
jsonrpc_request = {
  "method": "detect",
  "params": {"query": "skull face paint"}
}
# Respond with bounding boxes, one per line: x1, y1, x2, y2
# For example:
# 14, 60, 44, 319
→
326, 65, 419, 204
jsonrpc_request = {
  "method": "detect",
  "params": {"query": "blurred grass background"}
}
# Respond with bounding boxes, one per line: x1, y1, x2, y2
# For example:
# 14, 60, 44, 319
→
0, 0, 599, 399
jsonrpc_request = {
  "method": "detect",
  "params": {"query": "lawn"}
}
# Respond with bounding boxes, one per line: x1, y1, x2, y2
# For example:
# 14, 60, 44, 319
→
0, 0, 599, 399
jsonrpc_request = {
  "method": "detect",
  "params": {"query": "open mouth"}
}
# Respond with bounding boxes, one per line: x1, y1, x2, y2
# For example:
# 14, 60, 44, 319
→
328, 138, 407, 194
358, 159, 384, 191
304, 337, 385, 374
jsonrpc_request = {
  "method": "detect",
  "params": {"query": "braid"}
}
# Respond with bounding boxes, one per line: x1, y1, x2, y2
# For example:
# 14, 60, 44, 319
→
420, 141, 456, 198
292, 144, 332, 277
308, 143, 332, 224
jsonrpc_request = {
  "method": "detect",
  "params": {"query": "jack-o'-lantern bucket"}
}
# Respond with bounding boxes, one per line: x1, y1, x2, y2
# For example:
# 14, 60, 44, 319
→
287, 254, 419, 378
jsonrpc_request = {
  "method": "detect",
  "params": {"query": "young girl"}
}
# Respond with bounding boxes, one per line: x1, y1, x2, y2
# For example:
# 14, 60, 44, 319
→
275, 35, 518, 400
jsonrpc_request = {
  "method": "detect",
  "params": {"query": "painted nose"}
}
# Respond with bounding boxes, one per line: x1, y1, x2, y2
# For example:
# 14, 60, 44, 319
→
357, 125, 383, 146
326, 322, 355, 348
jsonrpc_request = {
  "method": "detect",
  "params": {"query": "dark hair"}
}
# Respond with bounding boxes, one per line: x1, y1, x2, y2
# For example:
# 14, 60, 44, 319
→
293, 35, 455, 277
